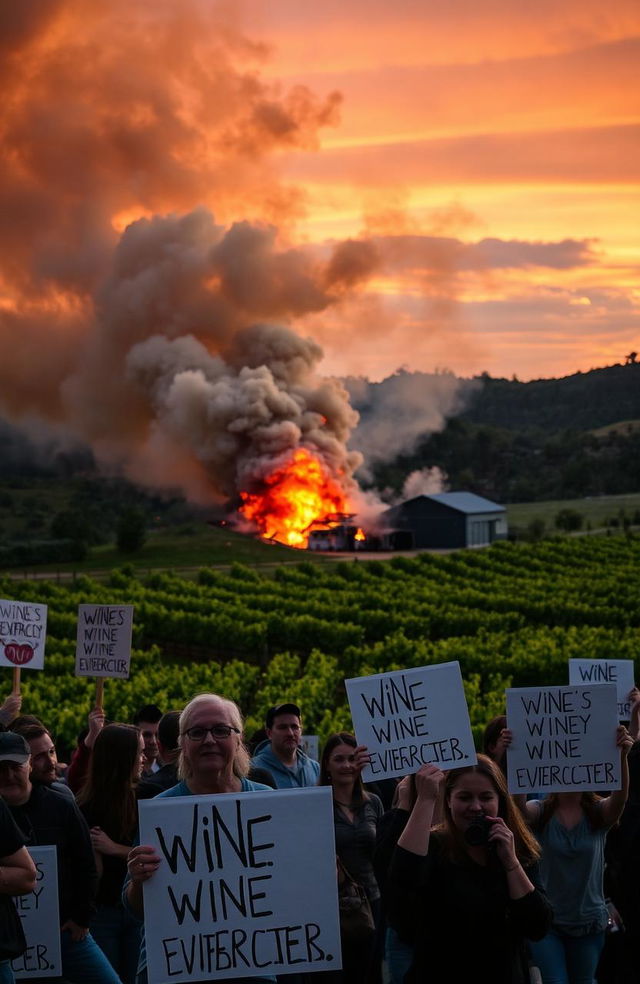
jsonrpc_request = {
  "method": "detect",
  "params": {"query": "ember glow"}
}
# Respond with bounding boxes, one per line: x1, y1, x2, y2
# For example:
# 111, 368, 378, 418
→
239, 448, 351, 547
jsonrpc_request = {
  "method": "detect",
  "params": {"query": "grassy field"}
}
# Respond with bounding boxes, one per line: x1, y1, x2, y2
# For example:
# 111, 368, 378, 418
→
1, 523, 325, 576
2, 482, 640, 577
506, 492, 640, 529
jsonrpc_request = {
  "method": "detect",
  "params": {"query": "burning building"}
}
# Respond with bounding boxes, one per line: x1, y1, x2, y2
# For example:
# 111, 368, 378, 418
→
0, 1, 473, 551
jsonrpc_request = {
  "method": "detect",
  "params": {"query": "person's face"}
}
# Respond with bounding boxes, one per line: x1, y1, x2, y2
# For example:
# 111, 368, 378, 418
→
325, 743, 357, 784
138, 721, 159, 764
182, 700, 239, 780
0, 759, 32, 805
28, 733, 58, 784
267, 714, 301, 758
447, 771, 499, 833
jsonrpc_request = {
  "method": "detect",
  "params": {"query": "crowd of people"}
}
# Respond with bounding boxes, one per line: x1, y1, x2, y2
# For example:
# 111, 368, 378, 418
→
0, 689, 638, 984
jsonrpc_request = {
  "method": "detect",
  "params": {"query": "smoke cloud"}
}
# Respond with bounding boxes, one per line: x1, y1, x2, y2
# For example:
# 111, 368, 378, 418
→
346, 370, 479, 479
0, 0, 473, 517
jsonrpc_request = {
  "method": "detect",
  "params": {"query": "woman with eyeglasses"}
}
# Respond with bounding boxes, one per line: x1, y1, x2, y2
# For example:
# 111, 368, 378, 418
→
123, 693, 274, 984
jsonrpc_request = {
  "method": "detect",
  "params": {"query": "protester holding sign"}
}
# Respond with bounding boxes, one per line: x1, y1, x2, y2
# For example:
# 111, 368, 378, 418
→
519, 724, 633, 984
124, 692, 276, 984
318, 732, 383, 984
0, 798, 36, 984
77, 724, 145, 984
390, 755, 551, 983
0, 732, 121, 984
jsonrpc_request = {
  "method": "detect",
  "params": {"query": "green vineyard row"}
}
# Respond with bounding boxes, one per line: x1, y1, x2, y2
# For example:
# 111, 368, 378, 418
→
1, 536, 638, 750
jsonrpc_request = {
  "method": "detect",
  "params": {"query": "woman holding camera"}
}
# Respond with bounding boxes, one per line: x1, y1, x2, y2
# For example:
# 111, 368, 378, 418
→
390, 755, 551, 983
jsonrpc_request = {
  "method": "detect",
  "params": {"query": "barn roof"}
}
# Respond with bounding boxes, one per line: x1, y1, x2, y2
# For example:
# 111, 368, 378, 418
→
407, 491, 505, 514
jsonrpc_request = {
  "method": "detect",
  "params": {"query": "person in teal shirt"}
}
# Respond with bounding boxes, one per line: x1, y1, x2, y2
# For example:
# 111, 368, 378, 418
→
522, 725, 633, 984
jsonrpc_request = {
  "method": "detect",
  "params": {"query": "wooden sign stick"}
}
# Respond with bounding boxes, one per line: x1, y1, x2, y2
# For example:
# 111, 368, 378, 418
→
12, 668, 21, 696
95, 678, 105, 712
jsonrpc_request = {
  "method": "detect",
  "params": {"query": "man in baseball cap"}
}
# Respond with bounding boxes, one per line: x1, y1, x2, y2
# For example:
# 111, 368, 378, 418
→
250, 703, 320, 788
0, 732, 30, 765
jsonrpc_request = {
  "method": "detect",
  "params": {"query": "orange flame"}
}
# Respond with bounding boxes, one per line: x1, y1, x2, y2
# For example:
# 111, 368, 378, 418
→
355, 528, 366, 541
239, 448, 350, 547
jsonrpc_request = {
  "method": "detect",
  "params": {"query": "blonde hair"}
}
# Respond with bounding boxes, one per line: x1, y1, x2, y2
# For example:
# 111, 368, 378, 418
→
177, 693, 250, 781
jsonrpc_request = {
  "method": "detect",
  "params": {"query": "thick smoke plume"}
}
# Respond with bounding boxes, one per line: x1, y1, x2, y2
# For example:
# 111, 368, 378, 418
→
0, 0, 472, 520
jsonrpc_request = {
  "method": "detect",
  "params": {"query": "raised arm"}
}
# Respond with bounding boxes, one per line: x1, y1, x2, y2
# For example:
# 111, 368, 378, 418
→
600, 725, 634, 828
397, 764, 443, 856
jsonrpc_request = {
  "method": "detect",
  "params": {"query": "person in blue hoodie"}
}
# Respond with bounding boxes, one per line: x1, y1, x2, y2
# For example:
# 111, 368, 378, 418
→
251, 703, 320, 789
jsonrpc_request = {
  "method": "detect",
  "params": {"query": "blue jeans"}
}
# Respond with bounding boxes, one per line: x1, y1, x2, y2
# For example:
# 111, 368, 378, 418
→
529, 928, 605, 984
385, 926, 413, 984
90, 904, 141, 984
0, 961, 14, 984
60, 929, 123, 984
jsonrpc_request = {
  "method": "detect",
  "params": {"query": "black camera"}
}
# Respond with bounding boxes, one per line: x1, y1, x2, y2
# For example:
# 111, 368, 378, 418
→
464, 815, 493, 847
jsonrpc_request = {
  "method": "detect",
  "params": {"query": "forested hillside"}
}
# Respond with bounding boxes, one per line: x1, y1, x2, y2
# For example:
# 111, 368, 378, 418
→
365, 363, 640, 502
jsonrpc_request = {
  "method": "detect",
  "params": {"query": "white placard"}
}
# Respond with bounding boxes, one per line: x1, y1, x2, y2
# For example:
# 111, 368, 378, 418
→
12, 846, 61, 979
345, 661, 477, 783
569, 659, 636, 721
0, 599, 47, 671
300, 735, 319, 762
75, 605, 134, 678
506, 683, 620, 794
139, 787, 341, 983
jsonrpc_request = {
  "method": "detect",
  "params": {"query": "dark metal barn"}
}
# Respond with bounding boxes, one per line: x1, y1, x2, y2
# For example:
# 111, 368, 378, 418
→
379, 491, 508, 549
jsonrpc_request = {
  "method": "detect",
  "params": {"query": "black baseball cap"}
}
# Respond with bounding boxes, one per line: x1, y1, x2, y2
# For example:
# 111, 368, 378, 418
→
0, 732, 30, 764
265, 703, 301, 729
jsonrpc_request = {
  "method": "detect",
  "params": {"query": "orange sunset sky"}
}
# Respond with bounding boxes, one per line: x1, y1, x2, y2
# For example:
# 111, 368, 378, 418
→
249, 0, 640, 381
1, 0, 639, 397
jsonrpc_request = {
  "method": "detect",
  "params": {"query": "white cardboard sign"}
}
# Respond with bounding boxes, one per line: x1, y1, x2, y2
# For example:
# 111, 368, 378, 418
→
139, 787, 341, 983
0, 599, 47, 671
569, 659, 636, 721
12, 846, 61, 979
345, 661, 477, 783
506, 683, 620, 794
75, 605, 134, 678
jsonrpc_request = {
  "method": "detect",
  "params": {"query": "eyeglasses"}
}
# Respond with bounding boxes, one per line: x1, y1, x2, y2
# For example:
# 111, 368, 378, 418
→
182, 725, 241, 742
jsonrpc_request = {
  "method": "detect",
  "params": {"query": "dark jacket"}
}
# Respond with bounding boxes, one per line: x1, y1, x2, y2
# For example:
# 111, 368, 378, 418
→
390, 837, 552, 984
8, 782, 98, 927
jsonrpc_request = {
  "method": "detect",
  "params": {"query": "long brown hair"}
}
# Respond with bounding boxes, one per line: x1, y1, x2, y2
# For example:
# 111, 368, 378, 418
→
77, 724, 140, 841
438, 754, 541, 865
536, 792, 605, 831
319, 733, 369, 806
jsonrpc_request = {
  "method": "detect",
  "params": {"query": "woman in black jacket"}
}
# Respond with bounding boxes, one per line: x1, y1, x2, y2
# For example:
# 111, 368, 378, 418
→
390, 755, 551, 984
